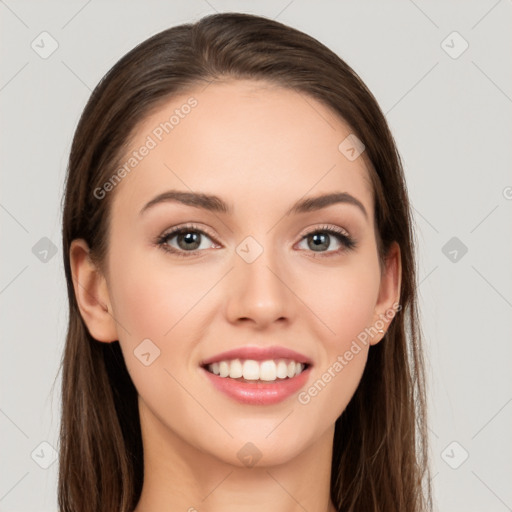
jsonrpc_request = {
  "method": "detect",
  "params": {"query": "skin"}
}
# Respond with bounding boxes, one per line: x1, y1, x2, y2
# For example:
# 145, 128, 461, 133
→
70, 79, 401, 512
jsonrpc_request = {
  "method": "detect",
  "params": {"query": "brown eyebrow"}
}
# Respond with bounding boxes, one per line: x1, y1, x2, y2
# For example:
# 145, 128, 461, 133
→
140, 190, 230, 215
139, 190, 368, 219
288, 192, 368, 219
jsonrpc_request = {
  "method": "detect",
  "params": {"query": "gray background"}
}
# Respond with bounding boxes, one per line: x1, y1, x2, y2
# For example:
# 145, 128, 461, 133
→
1, 1, 511, 511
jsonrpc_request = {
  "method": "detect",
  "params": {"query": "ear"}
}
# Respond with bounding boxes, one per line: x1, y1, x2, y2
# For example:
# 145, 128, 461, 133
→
69, 239, 117, 343
370, 241, 402, 346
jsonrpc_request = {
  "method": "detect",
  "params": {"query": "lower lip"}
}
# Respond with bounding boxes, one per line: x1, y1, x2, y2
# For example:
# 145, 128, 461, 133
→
201, 366, 311, 405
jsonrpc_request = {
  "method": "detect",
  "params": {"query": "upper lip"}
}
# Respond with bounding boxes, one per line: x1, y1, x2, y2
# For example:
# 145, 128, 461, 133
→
201, 346, 313, 366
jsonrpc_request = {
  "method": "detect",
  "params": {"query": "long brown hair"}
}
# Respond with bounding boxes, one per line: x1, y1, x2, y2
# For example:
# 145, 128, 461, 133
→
59, 12, 431, 512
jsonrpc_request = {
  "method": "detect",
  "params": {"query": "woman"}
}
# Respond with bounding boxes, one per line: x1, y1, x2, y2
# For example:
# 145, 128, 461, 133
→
59, 12, 431, 512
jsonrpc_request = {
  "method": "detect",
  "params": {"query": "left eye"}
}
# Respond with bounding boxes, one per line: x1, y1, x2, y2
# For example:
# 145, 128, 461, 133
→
297, 228, 353, 254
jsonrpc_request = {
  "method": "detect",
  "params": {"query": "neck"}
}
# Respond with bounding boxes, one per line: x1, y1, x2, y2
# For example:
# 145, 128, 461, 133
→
133, 399, 337, 512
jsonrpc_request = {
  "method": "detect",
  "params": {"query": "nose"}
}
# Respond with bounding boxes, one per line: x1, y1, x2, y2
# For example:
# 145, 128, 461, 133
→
224, 242, 294, 329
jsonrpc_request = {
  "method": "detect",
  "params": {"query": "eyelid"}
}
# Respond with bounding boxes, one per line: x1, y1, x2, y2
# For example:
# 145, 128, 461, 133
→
159, 222, 219, 243
298, 223, 351, 239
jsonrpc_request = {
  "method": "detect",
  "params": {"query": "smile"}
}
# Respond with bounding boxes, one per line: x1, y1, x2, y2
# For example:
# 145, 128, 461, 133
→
205, 358, 308, 382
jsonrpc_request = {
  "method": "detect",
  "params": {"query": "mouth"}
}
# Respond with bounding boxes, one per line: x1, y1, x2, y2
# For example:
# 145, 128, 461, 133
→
200, 358, 312, 406
199, 346, 313, 405
202, 358, 310, 383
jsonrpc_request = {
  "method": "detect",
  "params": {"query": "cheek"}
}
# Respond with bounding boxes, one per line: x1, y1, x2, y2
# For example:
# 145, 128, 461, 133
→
295, 256, 381, 347
106, 252, 209, 412
295, 262, 379, 421
108, 250, 212, 341
106, 249, 222, 397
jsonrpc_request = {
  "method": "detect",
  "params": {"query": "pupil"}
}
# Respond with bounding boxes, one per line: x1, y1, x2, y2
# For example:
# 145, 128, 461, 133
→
310, 233, 329, 251
179, 232, 200, 250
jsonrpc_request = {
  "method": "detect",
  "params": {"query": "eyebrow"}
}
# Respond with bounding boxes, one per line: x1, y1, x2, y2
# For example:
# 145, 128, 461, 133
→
139, 189, 368, 219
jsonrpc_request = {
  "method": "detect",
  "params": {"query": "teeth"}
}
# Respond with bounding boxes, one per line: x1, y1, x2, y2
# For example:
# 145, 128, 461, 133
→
229, 359, 243, 379
206, 358, 306, 381
276, 360, 288, 379
242, 360, 260, 380
259, 360, 276, 381
219, 361, 230, 378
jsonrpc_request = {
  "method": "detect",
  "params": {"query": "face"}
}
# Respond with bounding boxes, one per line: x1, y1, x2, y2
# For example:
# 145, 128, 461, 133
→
82, 79, 400, 467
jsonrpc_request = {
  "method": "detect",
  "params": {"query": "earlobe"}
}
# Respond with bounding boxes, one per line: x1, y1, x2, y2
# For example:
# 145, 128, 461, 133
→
370, 241, 402, 346
69, 239, 117, 343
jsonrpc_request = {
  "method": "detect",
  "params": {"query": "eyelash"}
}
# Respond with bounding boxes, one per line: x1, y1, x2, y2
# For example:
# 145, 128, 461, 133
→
155, 223, 357, 258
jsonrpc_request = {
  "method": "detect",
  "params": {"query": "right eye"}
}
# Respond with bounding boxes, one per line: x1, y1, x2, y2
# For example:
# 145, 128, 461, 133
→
156, 224, 220, 257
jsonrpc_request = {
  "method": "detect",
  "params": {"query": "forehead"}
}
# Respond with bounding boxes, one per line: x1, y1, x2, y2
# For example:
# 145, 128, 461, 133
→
111, 79, 374, 217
